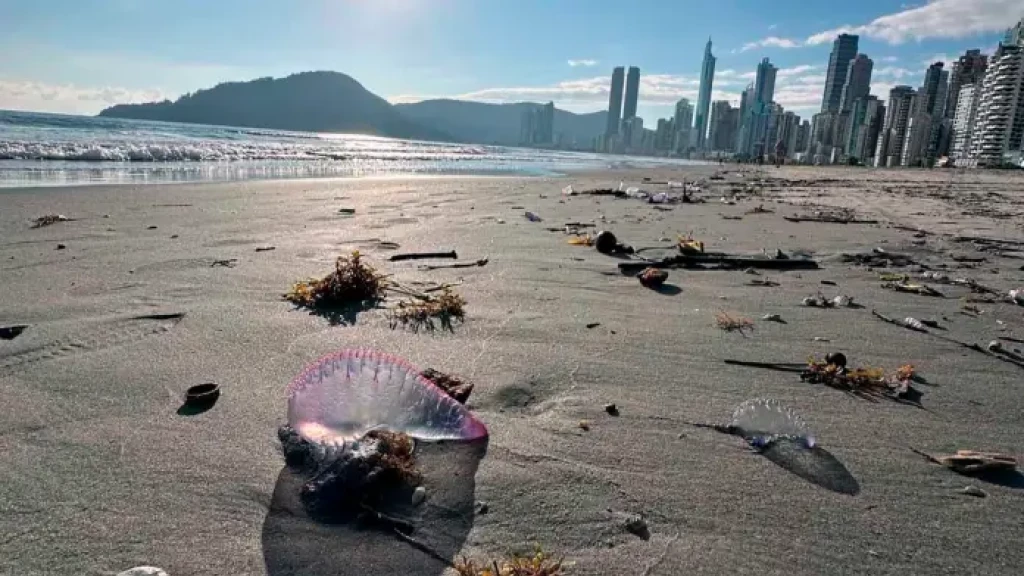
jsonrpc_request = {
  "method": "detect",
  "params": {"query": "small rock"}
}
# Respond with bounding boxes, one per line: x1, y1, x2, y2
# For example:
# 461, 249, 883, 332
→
761, 313, 783, 322
624, 514, 649, 538
987, 340, 1003, 352
578, 420, 590, 431
802, 296, 819, 307
56, 244, 66, 250
604, 404, 619, 416
411, 486, 427, 506
475, 501, 489, 515
586, 322, 601, 329
960, 485, 987, 498
496, 218, 506, 224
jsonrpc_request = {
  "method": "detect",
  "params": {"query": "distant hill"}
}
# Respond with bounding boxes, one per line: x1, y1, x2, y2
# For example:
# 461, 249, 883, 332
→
99, 71, 451, 142
394, 99, 606, 147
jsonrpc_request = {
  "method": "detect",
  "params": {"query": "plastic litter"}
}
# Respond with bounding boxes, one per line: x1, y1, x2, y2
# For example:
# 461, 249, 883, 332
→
667, 181, 683, 189
562, 184, 576, 196
649, 192, 669, 203
1010, 289, 1024, 305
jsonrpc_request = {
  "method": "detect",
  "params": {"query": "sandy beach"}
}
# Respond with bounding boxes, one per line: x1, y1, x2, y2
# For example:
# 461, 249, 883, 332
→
3, 165, 1024, 576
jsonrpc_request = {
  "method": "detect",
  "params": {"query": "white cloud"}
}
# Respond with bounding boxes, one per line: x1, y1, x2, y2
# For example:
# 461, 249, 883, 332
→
0, 78, 166, 115
805, 0, 1020, 45
739, 36, 802, 52
777, 65, 821, 77
879, 56, 901, 63
768, 24, 778, 31
874, 66, 918, 79
567, 59, 599, 67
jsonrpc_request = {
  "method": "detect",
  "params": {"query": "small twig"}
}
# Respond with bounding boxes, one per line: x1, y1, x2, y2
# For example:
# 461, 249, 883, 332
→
909, 446, 943, 465
211, 259, 238, 268
389, 251, 457, 262
358, 504, 455, 568
723, 359, 806, 373
419, 258, 489, 271
872, 309, 1024, 369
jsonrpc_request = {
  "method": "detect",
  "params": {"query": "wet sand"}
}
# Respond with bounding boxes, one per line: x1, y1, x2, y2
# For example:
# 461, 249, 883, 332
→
2, 166, 1024, 575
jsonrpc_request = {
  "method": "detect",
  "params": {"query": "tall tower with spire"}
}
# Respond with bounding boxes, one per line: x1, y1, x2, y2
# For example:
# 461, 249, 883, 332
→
694, 38, 716, 150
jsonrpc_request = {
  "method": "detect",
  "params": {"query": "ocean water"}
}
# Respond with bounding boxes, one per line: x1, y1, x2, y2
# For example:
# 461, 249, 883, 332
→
0, 110, 703, 188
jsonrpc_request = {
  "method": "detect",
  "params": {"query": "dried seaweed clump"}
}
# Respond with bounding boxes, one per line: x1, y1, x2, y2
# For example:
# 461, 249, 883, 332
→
455, 547, 566, 576
389, 287, 466, 331
715, 311, 754, 334
420, 368, 474, 403
802, 359, 915, 398
284, 251, 386, 308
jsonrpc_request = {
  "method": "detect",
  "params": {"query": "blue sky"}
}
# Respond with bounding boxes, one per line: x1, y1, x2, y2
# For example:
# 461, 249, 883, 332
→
0, 0, 1019, 125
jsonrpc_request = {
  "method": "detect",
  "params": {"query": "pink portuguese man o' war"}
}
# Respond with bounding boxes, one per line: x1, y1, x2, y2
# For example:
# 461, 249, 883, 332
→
286, 349, 488, 444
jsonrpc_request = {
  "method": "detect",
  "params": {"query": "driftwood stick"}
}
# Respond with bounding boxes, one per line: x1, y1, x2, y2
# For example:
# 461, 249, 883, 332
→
618, 254, 818, 273
419, 258, 489, 271
389, 251, 457, 262
872, 309, 1024, 369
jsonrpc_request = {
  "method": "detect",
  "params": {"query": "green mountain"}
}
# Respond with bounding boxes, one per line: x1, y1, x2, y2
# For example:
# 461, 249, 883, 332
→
394, 99, 606, 147
98, 71, 450, 141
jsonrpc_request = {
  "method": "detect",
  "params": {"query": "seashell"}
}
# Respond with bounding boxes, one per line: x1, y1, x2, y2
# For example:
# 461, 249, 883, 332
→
730, 398, 815, 449
287, 349, 488, 445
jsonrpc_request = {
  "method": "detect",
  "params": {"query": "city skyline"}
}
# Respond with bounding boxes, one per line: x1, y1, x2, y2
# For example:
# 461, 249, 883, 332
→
1, 0, 1019, 126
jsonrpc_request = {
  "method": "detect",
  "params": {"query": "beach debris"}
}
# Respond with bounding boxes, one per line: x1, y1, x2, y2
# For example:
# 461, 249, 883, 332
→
801, 357, 917, 400
183, 383, 220, 410
872, 309, 1024, 369
525, 211, 543, 222
903, 317, 927, 332
116, 568, 169, 576
389, 250, 457, 262
593, 230, 634, 255
1010, 289, 1024, 305
562, 184, 576, 196
748, 278, 779, 287
567, 234, 593, 246
56, 243, 66, 250
624, 514, 649, 539
820, 280, 838, 286
745, 268, 760, 275
147, 225, 158, 230
762, 313, 784, 322
454, 547, 565, 576
476, 501, 489, 515
813, 337, 831, 342
420, 258, 489, 271
170, 234, 179, 239
605, 404, 619, 416
211, 259, 238, 268
987, 340, 1003, 353
497, 218, 506, 224
0, 324, 28, 341
720, 197, 737, 205
586, 322, 601, 329
678, 235, 705, 255
715, 311, 754, 334
285, 251, 386, 309
338, 208, 356, 215
578, 420, 591, 431
910, 448, 1018, 476
638, 267, 669, 288
618, 253, 818, 274
841, 251, 916, 268
420, 368, 474, 404
255, 246, 276, 252
388, 287, 466, 331
31, 214, 70, 228
784, 208, 877, 224
960, 485, 988, 498
285, 349, 487, 445
411, 486, 427, 506
882, 281, 943, 297
745, 204, 774, 215
802, 293, 855, 308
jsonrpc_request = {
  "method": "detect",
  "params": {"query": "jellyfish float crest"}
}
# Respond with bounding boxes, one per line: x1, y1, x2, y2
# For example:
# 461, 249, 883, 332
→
286, 349, 489, 446
730, 398, 815, 449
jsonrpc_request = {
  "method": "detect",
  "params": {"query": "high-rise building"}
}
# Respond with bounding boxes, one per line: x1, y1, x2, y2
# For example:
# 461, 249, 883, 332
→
822, 34, 859, 113
901, 94, 932, 167
694, 38, 716, 150
623, 66, 641, 120
926, 70, 950, 163
673, 98, 694, 153
847, 96, 885, 163
1006, 17, 1024, 46
946, 50, 988, 121
606, 67, 625, 137
736, 84, 754, 152
921, 62, 946, 117
952, 83, 982, 160
708, 100, 737, 152
971, 43, 1024, 166
875, 85, 916, 167
621, 116, 645, 151
795, 120, 811, 155
655, 118, 674, 151
840, 54, 873, 112
754, 58, 777, 105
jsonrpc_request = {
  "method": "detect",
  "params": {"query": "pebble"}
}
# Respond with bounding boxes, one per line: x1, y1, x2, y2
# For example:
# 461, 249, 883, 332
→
411, 486, 427, 506
624, 514, 648, 537
56, 244, 66, 250
604, 404, 619, 416
761, 313, 783, 322
578, 420, 591, 431
988, 340, 1003, 352
960, 485, 987, 498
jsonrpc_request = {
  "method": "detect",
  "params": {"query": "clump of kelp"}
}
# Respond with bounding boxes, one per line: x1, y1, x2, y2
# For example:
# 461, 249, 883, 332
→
454, 547, 567, 576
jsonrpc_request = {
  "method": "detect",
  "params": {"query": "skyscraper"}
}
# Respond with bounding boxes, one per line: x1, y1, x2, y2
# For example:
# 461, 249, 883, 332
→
606, 67, 625, 137
875, 85, 916, 167
951, 84, 982, 160
839, 54, 873, 112
739, 58, 778, 157
754, 58, 777, 105
673, 98, 694, 152
708, 100, 736, 152
822, 34, 859, 113
971, 43, 1024, 166
694, 38, 716, 150
946, 50, 988, 121
921, 62, 946, 116
1006, 17, 1024, 46
847, 96, 885, 163
623, 66, 641, 120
